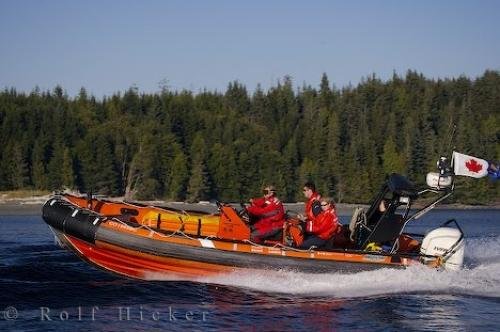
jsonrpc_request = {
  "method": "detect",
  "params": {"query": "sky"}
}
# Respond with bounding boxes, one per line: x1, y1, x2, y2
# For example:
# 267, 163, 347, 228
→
1, 0, 500, 98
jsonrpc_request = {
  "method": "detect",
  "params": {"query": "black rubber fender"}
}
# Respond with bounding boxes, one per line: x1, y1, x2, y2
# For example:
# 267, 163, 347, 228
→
42, 198, 104, 244
42, 199, 75, 230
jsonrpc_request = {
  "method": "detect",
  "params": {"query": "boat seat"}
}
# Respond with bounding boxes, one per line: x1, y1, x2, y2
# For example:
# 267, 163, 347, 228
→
349, 207, 366, 242
361, 214, 405, 249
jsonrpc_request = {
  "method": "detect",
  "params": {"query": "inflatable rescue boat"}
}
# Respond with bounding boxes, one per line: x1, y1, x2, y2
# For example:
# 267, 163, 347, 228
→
42, 170, 466, 280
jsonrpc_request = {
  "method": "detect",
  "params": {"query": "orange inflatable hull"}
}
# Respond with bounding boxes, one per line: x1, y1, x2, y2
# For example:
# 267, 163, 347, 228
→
42, 194, 437, 280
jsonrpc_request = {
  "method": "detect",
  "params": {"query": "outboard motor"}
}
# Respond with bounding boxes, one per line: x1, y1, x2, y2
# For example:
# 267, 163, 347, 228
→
420, 219, 465, 270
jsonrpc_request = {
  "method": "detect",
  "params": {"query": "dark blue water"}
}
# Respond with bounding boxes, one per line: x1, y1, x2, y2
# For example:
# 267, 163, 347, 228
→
1, 209, 499, 331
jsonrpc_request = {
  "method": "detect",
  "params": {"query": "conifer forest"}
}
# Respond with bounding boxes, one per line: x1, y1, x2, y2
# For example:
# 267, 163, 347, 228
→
0, 71, 499, 204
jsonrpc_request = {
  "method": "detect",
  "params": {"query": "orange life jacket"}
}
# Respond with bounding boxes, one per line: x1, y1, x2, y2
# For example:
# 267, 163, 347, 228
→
305, 192, 321, 221
247, 196, 285, 227
306, 208, 340, 240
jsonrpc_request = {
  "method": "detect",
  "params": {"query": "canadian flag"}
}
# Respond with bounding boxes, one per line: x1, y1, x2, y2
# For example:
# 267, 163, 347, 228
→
452, 151, 489, 178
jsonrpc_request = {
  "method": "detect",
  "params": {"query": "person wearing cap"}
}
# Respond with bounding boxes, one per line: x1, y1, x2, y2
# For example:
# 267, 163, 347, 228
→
247, 185, 285, 243
299, 198, 340, 249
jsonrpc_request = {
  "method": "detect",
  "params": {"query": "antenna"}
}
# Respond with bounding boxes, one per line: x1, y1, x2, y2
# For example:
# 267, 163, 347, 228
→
445, 123, 457, 156
435, 123, 456, 179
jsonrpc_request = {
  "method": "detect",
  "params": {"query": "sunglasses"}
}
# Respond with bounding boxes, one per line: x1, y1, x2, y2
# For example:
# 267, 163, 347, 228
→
321, 203, 329, 206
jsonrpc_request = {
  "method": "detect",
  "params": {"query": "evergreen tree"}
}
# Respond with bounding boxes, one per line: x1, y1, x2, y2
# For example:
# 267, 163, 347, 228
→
186, 161, 209, 202
9, 143, 29, 189
382, 138, 405, 175
186, 134, 210, 202
0, 71, 498, 204
47, 142, 64, 190
208, 143, 240, 201
134, 131, 163, 199
168, 151, 188, 200
282, 136, 300, 201
31, 141, 48, 190
62, 147, 75, 189
297, 158, 318, 200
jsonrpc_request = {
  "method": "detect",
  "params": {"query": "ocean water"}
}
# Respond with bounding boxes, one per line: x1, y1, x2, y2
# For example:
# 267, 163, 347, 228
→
0, 209, 499, 331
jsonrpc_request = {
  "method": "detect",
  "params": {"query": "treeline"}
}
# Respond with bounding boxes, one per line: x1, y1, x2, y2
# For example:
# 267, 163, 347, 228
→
0, 71, 499, 204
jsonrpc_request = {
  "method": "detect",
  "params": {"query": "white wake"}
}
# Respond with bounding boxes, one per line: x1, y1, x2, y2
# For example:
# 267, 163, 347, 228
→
148, 236, 500, 298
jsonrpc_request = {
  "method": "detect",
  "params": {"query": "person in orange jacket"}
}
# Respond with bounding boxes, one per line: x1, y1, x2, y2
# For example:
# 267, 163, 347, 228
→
298, 181, 322, 222
299, 198, 340, 249
247, 185, 285, 243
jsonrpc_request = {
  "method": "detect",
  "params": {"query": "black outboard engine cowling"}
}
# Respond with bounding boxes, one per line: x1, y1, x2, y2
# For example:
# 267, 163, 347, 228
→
42, 198, 104, 244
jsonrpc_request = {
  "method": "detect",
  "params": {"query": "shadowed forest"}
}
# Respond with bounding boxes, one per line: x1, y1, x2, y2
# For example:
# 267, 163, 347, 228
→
0, 71, 499, 204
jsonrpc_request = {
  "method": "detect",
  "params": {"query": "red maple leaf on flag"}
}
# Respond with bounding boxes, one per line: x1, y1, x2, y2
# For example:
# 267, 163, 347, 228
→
465, 159, 483, 173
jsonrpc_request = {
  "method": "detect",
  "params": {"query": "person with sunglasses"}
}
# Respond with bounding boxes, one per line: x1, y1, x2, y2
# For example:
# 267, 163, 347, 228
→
246, 185, 285, 244
299, 198, 340, 249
